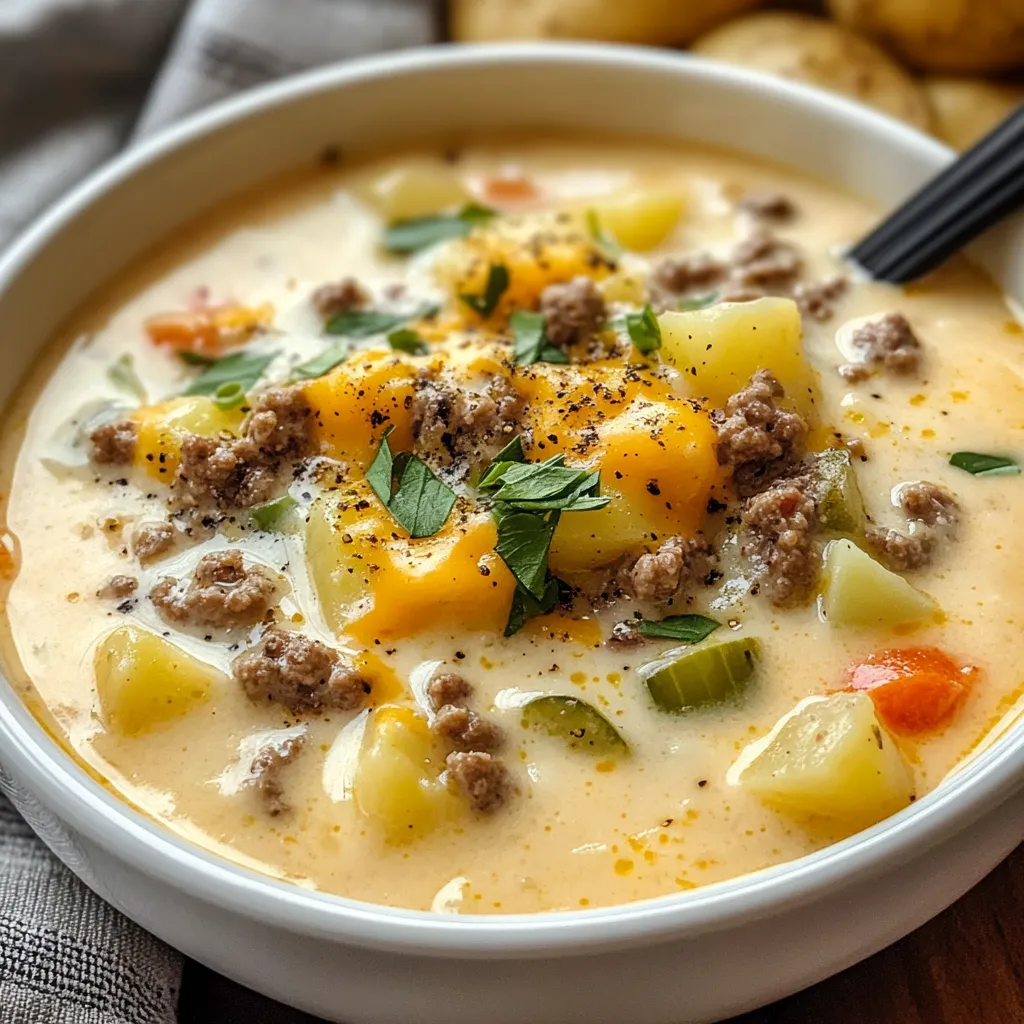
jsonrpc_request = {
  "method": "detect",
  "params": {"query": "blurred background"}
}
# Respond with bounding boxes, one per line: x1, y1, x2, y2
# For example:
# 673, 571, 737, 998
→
2, 0, 1021, 250
454, 0, 1024, 152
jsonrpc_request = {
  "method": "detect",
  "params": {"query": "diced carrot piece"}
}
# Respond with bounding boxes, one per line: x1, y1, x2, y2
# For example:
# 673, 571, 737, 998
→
843, 646, 976, 736
144, 302, 273, 354
480, 173, 540, 206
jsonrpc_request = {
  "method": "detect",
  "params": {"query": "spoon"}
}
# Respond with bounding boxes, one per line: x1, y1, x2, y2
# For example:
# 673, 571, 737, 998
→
848, 103, 1024, 284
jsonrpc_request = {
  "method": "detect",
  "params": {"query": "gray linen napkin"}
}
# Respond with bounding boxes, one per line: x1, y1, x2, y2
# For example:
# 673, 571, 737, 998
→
0, 2, 439, 1021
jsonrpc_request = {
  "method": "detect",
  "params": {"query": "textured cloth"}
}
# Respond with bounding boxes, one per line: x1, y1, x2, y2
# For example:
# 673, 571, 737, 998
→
0, 2, 439, 1022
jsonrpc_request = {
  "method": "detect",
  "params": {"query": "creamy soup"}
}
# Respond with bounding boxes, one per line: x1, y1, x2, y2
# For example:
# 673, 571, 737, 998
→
2, 137, 1023, 915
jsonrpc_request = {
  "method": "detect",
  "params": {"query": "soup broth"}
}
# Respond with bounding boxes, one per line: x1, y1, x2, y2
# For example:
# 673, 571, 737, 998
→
2, 137, 1022, 914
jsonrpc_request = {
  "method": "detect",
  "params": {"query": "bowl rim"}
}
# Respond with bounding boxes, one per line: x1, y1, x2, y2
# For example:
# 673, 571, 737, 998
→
1, 41, 1022, 958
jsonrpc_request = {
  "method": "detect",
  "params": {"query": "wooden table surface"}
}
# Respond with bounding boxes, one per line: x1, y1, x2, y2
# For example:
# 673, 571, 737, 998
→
178, 842, 1024, 1024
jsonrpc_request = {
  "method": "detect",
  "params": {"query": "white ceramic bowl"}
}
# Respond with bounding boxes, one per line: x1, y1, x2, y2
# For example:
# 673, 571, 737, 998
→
1, 44, 1023, 1024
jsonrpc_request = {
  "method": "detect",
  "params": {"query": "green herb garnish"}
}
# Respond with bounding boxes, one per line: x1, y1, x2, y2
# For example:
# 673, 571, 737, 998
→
212, 381, 247, 410
182, 349, 277, 398
490, 456, 608, 512
107, 354, 147, 402
383, 202, 497, 255
494, 510, 559, 599
636, 614, 721, 642
177, 351, 217, 366
585, 208, 622, 258
249, 495, 299, 532
510, 310, 567, 367
366, 426, 457, 538
460, 263, 509, 318
949, 452, 1020, 477
325, 309, 411, 338
505, 576, 564, 637
388, 328, 428, 355
625, 303, 662, 354
290, 343, 349, 381
478, 435, 527, 490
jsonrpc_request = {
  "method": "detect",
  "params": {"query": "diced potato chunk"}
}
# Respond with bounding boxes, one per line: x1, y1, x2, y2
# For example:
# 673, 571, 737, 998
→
659, 298, 819, 419
822, 539, 938, 628
94, 625, 223, 736
353, 705, 460, 838
548, 498, 660, 574
737, 692, 915, 827
306, 492, 516, 641
363, 163, 471, 222
134, 396, 245, 479
591, 190, 685, 251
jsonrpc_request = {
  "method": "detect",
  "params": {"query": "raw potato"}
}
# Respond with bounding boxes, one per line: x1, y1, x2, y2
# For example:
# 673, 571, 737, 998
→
451, 0, 764, 45
828, 0, 1024, 74
923, 77, 1024, 150
736, 692, 916, 828
692, 12, 933, 131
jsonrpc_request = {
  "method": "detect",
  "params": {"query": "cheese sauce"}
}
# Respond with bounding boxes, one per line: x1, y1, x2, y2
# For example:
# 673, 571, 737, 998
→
1, 137, 1022, 914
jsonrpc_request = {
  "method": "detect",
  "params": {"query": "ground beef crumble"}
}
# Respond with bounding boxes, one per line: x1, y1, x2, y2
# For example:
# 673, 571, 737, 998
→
310, 277, 368, 319
244, 733, 306, 817
794, 277, 848, 323
151, 549, 277, 629
651, 252, 726, 296
739, 192, 797, 222
90, 420, 137, 465
713, 370, 808, 497
623, 536, 713, 602
864, 527, 935, 572
865, 481, 958, 572
540, 276, 606, 349
900, 481, 958, 528
432, 704, 504, 752
97, 575, 137, 599
234, 629, 370, 713
741, 474, 820, 607
176, 386, 313, 508
445, 751, 510, 814
839, 312, 921, 382
411, 369, 522, 472
426, 672, 472, 710
730, 229, 803, 290
133, 521, 176, 562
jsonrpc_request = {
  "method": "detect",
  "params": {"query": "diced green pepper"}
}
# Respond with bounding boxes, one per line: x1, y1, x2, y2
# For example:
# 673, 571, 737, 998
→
641, 637, 759, 713
813, 448, 866, 537
520, 695, 628, 755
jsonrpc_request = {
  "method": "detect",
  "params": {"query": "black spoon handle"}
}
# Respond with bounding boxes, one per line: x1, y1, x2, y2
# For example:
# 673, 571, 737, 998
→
848, 103, 1024, 284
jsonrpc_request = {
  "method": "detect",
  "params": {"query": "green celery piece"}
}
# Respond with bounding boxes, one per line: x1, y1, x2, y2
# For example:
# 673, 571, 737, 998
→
641, 637, 759, 713
813, 448, 867, 537
520, 695, 628, 755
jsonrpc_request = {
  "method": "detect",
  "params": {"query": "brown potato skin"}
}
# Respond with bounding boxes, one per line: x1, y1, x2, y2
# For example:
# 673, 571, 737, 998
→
923, 76, 1024, 150
691, 12, 933, 131
827, 0, 1024, 74
450, 0, 764, 46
